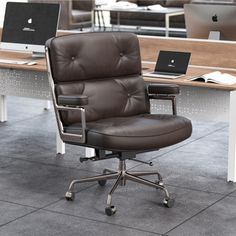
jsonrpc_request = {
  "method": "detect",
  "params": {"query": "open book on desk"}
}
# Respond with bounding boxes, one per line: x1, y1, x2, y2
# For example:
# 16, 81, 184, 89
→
189, 71, 236, 85
111, 1, 137, 9
146, 4, 167, 11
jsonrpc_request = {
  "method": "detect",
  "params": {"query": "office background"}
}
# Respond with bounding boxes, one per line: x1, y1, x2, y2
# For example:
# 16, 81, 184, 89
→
0, 0, 236, 235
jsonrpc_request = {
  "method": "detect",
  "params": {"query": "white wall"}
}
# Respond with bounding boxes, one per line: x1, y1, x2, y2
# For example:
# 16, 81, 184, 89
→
0, 0, 27, 27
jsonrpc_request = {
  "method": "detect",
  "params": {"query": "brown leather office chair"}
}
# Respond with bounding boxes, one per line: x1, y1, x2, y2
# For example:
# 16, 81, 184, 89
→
45, 32, 192, 216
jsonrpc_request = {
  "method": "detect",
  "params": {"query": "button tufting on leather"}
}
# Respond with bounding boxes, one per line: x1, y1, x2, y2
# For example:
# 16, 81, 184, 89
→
127, 93, 131, 97
71, 56, 75, 60
120, 52, 124, 57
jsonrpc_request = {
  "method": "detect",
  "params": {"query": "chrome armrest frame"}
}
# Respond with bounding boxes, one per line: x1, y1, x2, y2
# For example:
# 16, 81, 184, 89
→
149, 94, 177, 115
45, 47, 86, 144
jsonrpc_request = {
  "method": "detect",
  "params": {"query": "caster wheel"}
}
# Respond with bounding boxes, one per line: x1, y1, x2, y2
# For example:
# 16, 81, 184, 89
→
98, 179, 107, 186
155, 180, 164, 186
105, 205, 117, 216
99, 169, 109, 186
65, 191, 75, 201
163, 198, 175, 208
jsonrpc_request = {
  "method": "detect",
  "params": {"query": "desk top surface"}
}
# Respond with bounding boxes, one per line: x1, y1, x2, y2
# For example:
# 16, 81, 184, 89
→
0, 50, 236, 91
143, 62, 236, 91
0, 50, 46, 72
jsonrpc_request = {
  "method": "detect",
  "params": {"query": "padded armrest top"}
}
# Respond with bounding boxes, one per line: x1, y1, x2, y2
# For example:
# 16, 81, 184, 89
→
58, 95, 88, 106
148, 84, 180, 95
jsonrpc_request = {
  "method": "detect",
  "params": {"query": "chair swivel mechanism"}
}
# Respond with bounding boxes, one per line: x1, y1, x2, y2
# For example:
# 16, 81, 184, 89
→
45, 32, 192, 216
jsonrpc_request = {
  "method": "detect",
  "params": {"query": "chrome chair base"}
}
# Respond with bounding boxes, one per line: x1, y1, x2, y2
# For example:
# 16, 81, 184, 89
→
65, 159, 174, 216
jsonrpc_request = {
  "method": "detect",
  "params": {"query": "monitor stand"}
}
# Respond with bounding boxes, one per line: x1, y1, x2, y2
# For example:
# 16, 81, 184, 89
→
32, 51, 45, 58
208, 31, 220, 40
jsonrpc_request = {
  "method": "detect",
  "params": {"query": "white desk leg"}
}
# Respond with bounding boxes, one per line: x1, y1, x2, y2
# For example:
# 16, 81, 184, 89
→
44, 100, 51, 110
118, 12, 120, 31
165, 14, 169, 37
56, 129, 65, 154
0, 95, 7, 122
228, 90, 236, 182
85, 148, 95, 157
92, 9, 95, 32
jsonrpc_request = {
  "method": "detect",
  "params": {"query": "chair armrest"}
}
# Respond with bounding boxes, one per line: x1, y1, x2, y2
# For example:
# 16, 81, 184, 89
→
56, 95, 87, 144
148, 84, 180, 95
58, 95, 88, 107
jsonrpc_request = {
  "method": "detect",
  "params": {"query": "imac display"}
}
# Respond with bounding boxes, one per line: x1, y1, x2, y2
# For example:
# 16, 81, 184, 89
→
1, 2, 60, 56
184, 4, 236, 41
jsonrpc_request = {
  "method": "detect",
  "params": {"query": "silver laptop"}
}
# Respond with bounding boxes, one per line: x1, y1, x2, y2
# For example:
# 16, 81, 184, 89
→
144, 51, 191, 79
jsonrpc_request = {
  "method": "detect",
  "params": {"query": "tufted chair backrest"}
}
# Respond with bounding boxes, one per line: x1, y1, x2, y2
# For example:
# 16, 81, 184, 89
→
46, 32, 150, 125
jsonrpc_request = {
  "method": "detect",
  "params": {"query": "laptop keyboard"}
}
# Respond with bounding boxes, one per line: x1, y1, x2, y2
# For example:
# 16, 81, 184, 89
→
152, 71, 181, 76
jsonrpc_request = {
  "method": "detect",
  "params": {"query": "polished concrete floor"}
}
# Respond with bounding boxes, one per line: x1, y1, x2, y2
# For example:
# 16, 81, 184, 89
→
0, 97, 235, 236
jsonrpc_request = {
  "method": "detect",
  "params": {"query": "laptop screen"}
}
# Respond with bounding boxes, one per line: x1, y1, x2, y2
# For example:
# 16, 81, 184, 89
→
155, 51, 191, 74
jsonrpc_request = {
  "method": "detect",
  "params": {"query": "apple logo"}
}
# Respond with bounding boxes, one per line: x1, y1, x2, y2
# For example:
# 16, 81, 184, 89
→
28, 18, 32, 24
168, 59, 175, 67
212, 14, 218, 22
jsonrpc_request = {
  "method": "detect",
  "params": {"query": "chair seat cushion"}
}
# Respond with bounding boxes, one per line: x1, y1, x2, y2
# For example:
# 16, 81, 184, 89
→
65, 114, 192, 152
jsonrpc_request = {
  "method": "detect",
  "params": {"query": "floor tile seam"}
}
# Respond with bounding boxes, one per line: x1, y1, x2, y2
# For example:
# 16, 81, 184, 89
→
164, 183, 227, 196
167, 124, 229, 151
0, 196, 65, 212
0, 155, 81, 171
164, 189, 236, 235
127, 138, 197, 171
40, 183, 98, 210
130, 123, 228, 170
158, 148, 228, 159
0, 154, 106, 174
0, 181, 96, 212
42, 208, 162, 235
0, 187, 71, 228
127, 125, 229, 171
127, 145, 184, 171
2, 112, 50, 127
190, 126, 228, 143
130, 133, 215, 170
177, 124, 228, 145
0, 199, 39, 210
0, 155, 102, 175
225, 194, 236, 199
228, 191, 236, 197
0, 208, 40, 229
0, 162, 18, 170
203, 124, 229, 135
0, 185, 93, 230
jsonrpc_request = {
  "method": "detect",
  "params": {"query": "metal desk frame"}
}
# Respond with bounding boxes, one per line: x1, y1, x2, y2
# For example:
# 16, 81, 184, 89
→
93, 6, 184, 37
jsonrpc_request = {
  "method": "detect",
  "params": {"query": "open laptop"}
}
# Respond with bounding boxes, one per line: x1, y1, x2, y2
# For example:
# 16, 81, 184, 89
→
144, 51, 191, 79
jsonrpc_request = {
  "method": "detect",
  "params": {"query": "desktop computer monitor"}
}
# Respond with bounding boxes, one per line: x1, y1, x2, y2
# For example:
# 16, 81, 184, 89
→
1, 2, 60, 57
184, 4, 236, 41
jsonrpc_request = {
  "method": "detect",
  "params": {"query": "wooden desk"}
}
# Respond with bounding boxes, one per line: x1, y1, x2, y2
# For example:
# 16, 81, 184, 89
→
143, 63, 236, 91
139, 36, 236, 182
